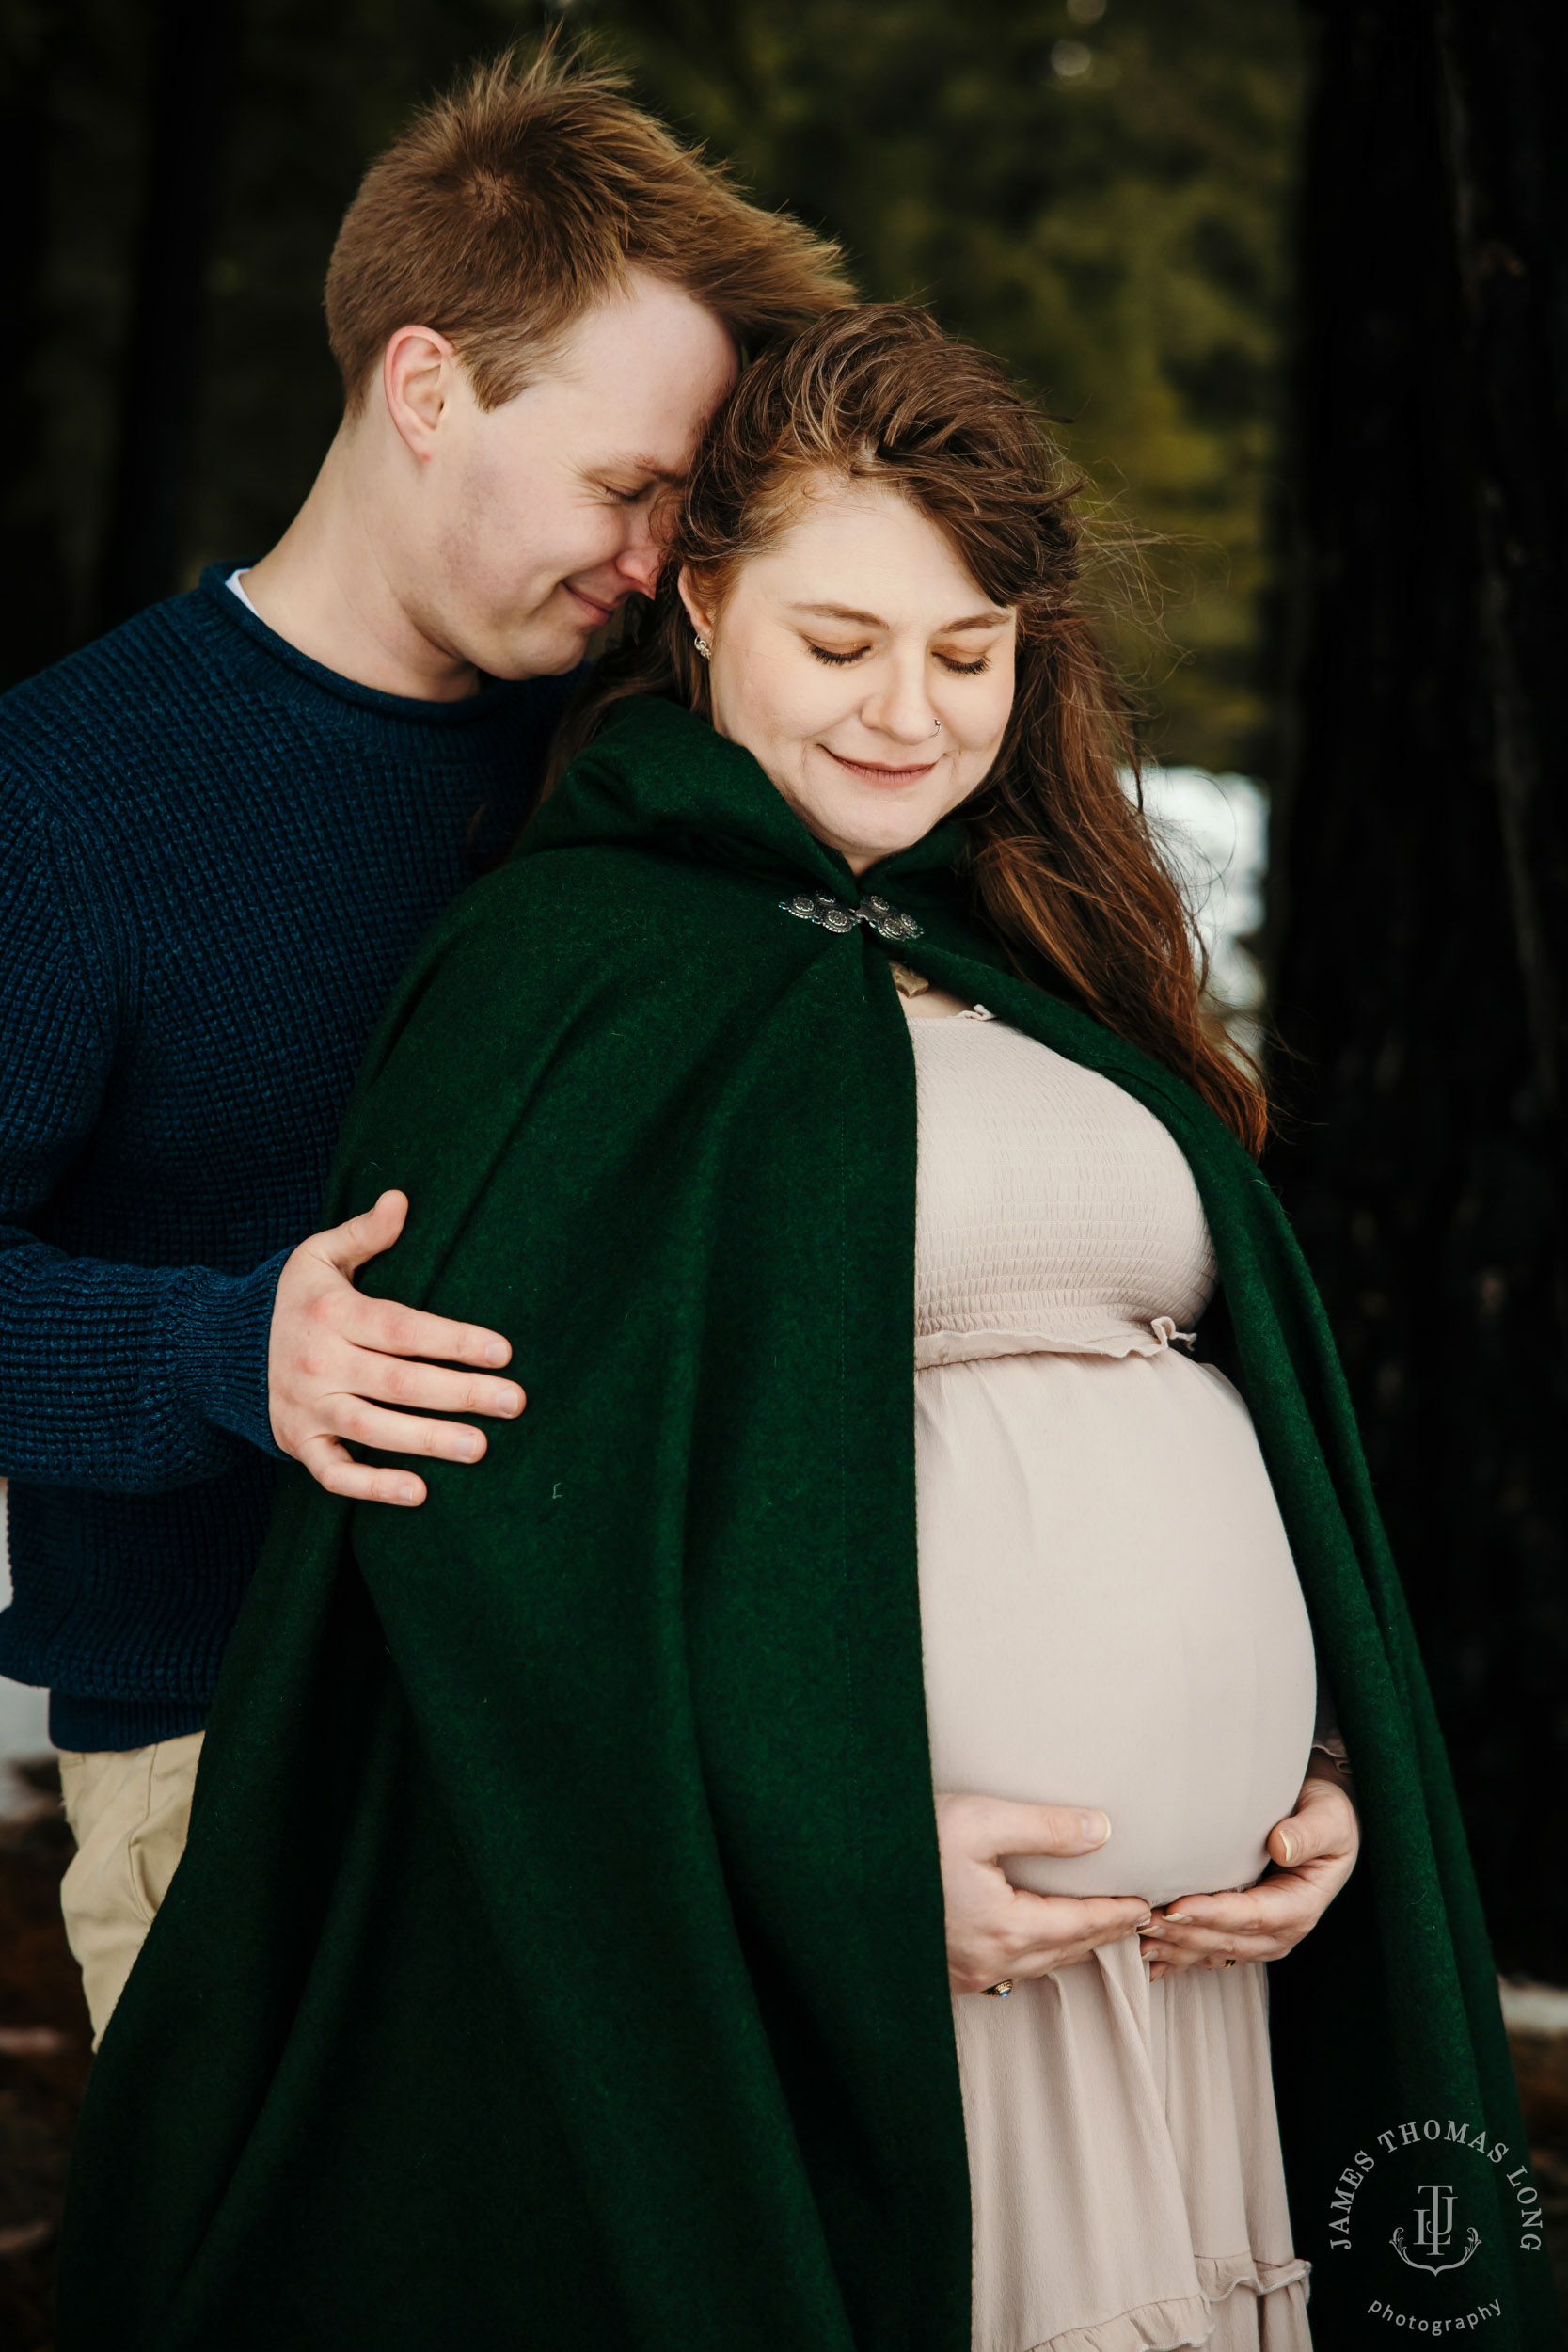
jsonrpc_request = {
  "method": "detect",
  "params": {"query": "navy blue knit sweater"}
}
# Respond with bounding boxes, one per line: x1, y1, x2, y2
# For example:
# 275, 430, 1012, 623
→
0, 565, 574, 1750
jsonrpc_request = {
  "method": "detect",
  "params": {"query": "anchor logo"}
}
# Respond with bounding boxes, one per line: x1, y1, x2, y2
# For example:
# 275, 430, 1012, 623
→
1390, 2184, 1481, 2277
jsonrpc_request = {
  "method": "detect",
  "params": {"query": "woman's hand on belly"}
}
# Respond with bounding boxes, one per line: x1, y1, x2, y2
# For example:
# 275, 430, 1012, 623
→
1139, 1769, 1360, 1979
936, 1793, 1153, 1997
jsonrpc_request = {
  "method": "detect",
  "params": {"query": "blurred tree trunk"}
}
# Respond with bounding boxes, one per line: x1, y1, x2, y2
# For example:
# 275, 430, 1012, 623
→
0, 1, 77, 688
1272, 0, 1568, 1974
91, 0, 244, 632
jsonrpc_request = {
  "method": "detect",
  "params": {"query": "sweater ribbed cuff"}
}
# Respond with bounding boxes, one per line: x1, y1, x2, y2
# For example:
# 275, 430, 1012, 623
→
167, 1248, 292, 1459
48, 1685, 212, 1753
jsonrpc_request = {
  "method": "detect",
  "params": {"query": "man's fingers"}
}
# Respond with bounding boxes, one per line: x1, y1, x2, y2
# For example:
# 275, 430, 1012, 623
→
316, 1400, 493, 1464
351, 1296, 515, 1374
340, 1353, 524, 1422
272, 1204, 522, 1505
299, 1196, 515, 1375
325, 1189, 410, 1275
298, 1435, 427, 1507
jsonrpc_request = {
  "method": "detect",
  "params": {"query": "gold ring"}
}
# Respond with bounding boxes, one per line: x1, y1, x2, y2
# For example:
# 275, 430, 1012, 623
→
1223, 1958, 1236, 1968
984, 1979, 1014, 1998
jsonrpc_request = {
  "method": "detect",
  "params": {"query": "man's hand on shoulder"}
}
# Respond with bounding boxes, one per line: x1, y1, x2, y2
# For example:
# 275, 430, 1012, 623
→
268, 1189, 524, 1505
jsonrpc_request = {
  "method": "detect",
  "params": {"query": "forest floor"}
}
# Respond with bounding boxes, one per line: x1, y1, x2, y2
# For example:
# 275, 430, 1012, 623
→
1512, 2028, 1568, 2318
0, 1759, 1565, 2348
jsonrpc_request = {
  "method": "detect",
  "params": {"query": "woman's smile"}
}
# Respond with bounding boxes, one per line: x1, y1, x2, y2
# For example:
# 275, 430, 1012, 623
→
823, 746, 942, 786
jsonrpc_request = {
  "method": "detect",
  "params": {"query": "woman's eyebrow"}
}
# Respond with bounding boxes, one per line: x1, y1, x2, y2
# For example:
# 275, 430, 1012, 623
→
789, 601, 1008, 631
790, 601, 886, 627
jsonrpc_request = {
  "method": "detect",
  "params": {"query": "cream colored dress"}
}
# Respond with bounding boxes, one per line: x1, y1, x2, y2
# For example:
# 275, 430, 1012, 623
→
910, 1003, 1315, 2352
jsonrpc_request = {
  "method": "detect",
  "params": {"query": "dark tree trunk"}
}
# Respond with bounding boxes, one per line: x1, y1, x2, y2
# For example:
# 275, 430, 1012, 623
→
1272, 0, 1568, 1975
0, 4, 78, 688
90, 0, 245, 632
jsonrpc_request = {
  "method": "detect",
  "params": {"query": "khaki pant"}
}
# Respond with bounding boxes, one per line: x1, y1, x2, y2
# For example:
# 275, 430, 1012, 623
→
57, 1732, 204, 2045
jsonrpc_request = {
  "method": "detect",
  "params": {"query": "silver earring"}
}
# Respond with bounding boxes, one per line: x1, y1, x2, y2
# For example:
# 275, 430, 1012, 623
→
692, 633, 712, 661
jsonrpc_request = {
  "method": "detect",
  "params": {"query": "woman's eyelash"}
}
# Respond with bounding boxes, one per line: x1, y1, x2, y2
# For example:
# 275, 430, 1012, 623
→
806, 644, 990, 675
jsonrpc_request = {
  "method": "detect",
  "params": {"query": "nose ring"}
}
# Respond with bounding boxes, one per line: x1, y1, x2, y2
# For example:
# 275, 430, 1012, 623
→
930, 719, 942, 736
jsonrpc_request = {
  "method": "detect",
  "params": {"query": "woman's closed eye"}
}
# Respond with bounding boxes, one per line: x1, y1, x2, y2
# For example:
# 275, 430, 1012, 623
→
806, 642, 991, 675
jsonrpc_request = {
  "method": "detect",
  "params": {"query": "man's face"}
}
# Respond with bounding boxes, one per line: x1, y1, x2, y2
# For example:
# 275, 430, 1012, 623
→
412, 272, 738, 680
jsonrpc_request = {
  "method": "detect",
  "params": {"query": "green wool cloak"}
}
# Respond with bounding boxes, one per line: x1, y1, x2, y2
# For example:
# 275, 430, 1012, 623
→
56, 697, 1557, 2352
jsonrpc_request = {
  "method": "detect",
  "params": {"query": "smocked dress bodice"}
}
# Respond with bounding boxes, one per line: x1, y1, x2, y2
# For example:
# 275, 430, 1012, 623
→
913, 1008, 1214, 1370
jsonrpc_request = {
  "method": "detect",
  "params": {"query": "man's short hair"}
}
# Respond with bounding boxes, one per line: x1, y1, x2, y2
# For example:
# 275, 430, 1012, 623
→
325, 43, 854, 412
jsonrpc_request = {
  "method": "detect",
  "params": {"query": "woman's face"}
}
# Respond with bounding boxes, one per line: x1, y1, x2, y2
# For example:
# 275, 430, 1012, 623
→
678, 479, 1017, 875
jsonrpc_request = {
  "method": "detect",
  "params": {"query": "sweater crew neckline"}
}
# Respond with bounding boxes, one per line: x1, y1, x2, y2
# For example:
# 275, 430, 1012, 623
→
195, 562, 542, 731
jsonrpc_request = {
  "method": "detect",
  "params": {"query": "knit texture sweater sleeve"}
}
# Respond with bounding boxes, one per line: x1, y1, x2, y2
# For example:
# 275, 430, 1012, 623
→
0, 769, 286, 1492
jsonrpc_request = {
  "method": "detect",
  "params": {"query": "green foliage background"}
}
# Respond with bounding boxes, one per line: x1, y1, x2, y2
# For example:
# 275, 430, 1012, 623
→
5, 0, 1304, 771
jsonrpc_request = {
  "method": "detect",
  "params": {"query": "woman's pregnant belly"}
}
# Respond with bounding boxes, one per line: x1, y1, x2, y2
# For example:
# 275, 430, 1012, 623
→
916, 1347, 1316, 1911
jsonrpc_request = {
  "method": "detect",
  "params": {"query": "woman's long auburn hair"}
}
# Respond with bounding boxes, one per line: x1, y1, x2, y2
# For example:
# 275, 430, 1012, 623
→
549, 304, 1267, 1154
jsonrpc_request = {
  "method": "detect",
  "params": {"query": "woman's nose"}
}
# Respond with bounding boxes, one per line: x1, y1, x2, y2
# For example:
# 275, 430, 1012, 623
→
863, 665, 940, 745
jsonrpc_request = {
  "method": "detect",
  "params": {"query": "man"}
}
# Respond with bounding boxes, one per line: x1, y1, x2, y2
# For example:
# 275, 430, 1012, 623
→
0, 46, 848, 2038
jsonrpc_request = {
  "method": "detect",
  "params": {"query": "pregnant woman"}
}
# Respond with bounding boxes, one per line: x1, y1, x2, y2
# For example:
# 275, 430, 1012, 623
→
57, 309, 1550, 2352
